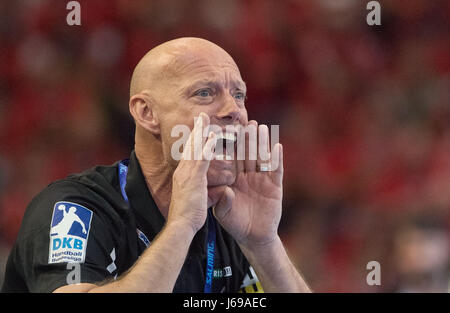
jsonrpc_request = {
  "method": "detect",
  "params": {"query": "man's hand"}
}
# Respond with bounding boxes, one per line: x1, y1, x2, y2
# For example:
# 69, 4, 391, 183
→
212, 121, 311, 293
167, 112, 217, 234
213, 121, 283, 247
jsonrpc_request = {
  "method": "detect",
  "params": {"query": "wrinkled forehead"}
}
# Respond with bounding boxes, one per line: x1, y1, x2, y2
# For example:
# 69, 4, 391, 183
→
165, 47, 244, 88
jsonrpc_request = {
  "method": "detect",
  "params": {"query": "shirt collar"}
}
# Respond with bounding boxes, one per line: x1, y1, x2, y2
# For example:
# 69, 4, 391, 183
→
124, 150, 166, 239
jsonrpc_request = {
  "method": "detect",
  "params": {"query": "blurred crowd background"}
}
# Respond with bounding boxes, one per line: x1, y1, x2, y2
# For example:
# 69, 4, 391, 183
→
0, 0, 449, 292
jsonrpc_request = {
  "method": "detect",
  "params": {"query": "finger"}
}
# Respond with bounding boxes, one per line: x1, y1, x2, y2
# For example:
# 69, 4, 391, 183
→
182, 113, 210, 161
271, 143, 283, 186
257, 124, 271, 172
207, 185, 227, 208
245, 120, 258, 172
202, 131, 217, 162
236, 125, 245, 173
212, 186, 235, 221
182, 117, 199, 161
193, 112, 210, 160
197, 131, 217, 173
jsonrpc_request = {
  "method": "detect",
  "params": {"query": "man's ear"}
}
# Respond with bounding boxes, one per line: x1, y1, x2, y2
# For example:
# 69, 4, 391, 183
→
129, 92, 160, 135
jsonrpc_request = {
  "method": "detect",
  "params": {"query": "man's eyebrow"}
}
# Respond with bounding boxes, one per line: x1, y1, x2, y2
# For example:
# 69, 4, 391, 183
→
187, 79, 220, 90
236, 80, 247, 92
185, 79, 247, 92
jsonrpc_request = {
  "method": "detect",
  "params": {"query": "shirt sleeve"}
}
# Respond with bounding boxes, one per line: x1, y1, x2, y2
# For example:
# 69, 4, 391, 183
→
14, 180, 119, 293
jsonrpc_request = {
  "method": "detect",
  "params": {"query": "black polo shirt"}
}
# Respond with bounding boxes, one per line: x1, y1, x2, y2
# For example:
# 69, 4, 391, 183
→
1, 151, 262, 293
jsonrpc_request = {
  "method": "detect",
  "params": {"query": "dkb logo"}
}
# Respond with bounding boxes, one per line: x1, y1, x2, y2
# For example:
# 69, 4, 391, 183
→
48, 201, 93, 264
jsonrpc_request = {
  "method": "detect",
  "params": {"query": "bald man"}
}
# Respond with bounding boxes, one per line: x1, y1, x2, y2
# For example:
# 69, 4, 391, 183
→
1, 38, 310, 293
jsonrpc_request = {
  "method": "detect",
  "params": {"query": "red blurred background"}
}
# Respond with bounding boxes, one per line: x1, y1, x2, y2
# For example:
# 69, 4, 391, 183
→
0, 0, 449, 292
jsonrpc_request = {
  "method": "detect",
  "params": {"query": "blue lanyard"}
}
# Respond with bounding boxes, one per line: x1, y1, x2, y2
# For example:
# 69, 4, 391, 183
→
204, 208, 216, 293
118, 159, 130, 203
117, 159, 216, 293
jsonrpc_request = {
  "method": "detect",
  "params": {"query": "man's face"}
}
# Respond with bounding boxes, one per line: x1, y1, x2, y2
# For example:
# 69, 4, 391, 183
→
155, 47, 249, 187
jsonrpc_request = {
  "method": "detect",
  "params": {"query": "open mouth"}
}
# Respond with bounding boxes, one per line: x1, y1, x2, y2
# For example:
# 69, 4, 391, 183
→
214, 132, 237, 160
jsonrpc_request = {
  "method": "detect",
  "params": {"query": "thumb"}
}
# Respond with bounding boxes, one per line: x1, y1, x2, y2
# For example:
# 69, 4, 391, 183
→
207, 185, 227, 208
212, 186, 235, 221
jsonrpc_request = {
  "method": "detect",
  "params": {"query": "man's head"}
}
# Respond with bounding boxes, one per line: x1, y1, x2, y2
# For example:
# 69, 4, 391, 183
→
129, 37, 248, 187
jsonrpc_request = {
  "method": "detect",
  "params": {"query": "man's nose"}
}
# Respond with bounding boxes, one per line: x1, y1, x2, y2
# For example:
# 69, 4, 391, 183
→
216, 94, 241, 124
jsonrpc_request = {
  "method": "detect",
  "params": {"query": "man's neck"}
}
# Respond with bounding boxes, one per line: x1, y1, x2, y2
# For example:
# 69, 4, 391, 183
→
134, 139, 173, 220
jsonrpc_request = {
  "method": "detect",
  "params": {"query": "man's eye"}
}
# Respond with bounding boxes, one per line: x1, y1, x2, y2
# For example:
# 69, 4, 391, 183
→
234, 92, 245, 100
195, 89, 212, 97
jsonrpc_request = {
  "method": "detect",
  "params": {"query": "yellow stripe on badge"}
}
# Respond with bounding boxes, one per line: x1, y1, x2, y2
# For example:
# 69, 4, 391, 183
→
239, 281, 264, 293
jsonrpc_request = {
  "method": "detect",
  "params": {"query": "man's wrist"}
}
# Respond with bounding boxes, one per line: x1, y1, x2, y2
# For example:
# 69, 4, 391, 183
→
238, 235, 283, 259
164, 218, 198, 240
